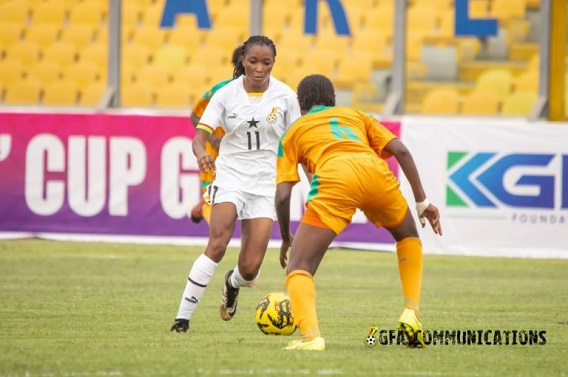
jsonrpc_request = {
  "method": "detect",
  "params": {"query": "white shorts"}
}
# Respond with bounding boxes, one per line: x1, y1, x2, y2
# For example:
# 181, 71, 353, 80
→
204, 184, 275, 220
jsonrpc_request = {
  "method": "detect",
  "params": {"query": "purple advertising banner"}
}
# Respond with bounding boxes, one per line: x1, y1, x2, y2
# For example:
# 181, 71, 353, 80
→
0, 111, 400, 248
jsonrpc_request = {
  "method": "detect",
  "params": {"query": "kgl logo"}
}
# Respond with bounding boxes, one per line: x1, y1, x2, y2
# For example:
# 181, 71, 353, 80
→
447, 152, 568, 209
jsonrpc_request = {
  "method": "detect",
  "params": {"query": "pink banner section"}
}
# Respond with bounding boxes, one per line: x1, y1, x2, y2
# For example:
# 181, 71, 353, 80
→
0, 111, 400, 247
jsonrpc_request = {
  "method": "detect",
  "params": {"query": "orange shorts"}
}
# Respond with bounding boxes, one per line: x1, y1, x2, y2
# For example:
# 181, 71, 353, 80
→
301, 155, 408, 235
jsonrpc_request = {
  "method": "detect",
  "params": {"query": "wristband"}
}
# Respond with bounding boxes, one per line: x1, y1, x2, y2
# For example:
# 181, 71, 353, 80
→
415, 199, 430, 216
415, 199, 430, 225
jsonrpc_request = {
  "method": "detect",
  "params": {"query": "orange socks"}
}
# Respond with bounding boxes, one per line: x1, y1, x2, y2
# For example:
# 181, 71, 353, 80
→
396, 237, 423, 314
286, 270, 321, 341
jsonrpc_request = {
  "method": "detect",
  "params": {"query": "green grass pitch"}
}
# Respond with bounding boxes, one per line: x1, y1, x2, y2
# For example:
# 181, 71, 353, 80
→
0, 239, 566, 376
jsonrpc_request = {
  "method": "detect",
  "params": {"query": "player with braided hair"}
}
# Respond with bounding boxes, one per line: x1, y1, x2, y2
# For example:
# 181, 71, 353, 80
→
170, 35, 301, 333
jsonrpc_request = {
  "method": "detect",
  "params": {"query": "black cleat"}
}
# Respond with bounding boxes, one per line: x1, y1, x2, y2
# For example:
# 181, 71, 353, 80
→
220, 270, 239, 321
170, 318, 190, 333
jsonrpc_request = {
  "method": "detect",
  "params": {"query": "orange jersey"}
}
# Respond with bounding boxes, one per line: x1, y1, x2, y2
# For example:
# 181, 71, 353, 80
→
277, 105, 405, 234
277, 105, 396, 184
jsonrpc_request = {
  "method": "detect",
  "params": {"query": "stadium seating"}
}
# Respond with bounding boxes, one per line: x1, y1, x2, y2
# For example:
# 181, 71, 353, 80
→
0, 59, 25, 87
0, 23, 24, 49
134, 64, 172, 89
0, 0, 548, 114
4, 79, 42, 105
461, 89, 501, 116
42, 42, 78, 67
7, 41, 41, 68
154, 82, 193, 109
80, 81, 106, 107
32, 1, 68, 25
420, 88, 460, 114
68, 1, 106, 27
27, 60, 62, 86
501, 91, 537, 116
474, 69, 514, 99
153, 45, 189, 71
121, 81, 154, 107
24, 23, 61, 49
0, 1, 30, 24
65, 61, 103, 90
60, 24, 98, 49
42, 79, 80, 106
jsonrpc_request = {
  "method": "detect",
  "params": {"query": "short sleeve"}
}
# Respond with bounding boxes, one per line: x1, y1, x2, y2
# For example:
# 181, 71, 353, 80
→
199, 88, 226, 133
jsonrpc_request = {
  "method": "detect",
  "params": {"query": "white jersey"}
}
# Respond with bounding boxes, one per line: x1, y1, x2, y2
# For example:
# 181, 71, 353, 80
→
198, 75, 301, 196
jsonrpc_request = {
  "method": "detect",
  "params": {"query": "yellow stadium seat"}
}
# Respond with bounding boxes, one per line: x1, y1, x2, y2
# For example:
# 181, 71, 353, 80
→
122, 44, 151, 69
407, 4, 438, 34
140, 2, 167, 27
262, 2, 293, 34
363, 3, 394, 38
80, 81, 106, 106
153, 45, 189, 71
213, 7, 250, 35
406, 31, 426, 62
0, 23, 24, 49
302, 49, 338, 77
171, 63, 214, 91
490, 0, 527, 21
314, 29, 352, 55
122, 2, 142, 27
167, 26, 204, 51
79, 43, 108, 69
4, 79, 42, 105
420, 88, 460, 114
514, 70, 538, 93
24, 23, 61, 48
32, 2, 68, 25
0, 1, 30, 23
351, 82, 383, 112
134, 64, 171, 88
42, 79, 79, 106
60, 24, 97, 49
130, 25, 169, 52
334, 52, 373, 88
202, 27, 245, 55
437, 8, 455, 38
475, 68, 514, 99
351, 29, 391, 67
461, 89, 501, 115
350, 0, 379, 7
64, 61, 102, 89
200, 46, 231, 67
501, 91, 537, 116
27, 60, 62, 85
7, 41, 41, 67
68, 1, 106, 27
0, 59, 25, 86
155, 82, 193, 109
271, 51, 303, 78
278, 29, 315, 52
42, 42, 78, 67
121, 81, 154, 107
469, 0, 490, 18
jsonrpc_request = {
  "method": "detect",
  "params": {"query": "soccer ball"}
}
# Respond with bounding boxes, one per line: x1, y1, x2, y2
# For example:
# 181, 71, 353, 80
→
255, 292, 296, 336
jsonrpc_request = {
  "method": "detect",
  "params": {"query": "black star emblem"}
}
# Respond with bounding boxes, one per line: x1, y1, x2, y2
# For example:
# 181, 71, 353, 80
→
247, 117, 259, 128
